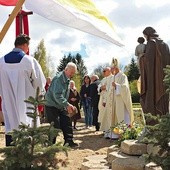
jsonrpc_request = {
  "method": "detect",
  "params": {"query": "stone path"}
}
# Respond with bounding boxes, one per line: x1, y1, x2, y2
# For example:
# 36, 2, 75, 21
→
0, 120, 114, 169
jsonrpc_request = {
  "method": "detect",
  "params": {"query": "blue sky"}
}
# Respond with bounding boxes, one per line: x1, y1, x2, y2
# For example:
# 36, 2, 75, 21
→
63, 44, 88, 58
1, 0, 170, 74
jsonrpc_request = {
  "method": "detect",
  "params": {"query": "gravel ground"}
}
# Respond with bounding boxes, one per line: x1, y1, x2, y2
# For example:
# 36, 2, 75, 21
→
56, 119, 114, 169
0, 119, 115, 169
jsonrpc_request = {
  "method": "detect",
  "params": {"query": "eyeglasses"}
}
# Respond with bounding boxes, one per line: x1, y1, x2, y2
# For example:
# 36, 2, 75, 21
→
103, 70, 106, 72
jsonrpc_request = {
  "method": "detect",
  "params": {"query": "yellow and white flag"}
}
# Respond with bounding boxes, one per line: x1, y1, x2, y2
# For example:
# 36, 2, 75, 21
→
25, 0, 123, 46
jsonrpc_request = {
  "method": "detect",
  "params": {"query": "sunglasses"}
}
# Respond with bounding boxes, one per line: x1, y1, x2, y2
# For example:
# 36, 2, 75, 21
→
103, 70, 107, 72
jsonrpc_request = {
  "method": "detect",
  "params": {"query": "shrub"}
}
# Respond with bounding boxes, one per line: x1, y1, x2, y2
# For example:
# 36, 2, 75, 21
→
0, 88, 68, 170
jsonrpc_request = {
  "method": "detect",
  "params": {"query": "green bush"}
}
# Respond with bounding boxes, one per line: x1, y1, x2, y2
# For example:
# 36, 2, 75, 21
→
0, 88, 68, 170
130, 80, 140, 103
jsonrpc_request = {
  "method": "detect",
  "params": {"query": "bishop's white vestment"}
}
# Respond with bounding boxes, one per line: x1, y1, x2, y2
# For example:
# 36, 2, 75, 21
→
111, 72, 134, 126
99, 71, 134, 137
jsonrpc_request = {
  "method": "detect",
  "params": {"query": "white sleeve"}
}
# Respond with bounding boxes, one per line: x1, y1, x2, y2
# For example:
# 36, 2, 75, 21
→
31, 58, 46, 91
115, 83, 121, 95
97, 83, 102, 92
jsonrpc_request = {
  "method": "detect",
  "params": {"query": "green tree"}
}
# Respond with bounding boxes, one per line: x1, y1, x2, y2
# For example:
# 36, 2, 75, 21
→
129, 80, 140, 103
140, 65, 170, 170
126, 58, 140, 82
57, 53, 87, 91
57, 53, 73, 72
33, 39, 50, 77
92, 63, 110, 80
75, 53, 87, 84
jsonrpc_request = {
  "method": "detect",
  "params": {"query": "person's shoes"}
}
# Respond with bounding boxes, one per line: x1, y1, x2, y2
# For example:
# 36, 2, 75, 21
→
64, 141, 79, 148
88, 126, 93, 130
96, 123, 100, 131
1, 122, 4, 126
73, 127, 78, 130
86, 126, 89, 129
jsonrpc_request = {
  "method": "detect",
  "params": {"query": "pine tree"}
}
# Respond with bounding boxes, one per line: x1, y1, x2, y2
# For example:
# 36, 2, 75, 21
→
57, 53, 87, 91
129, 80, 140, 103
126, 58, 140, 82
141, 65, 170, 170
142, 114, 170, 169
57, 54, 73, 72
75, 53, 87, 83
0, 88, 68, 170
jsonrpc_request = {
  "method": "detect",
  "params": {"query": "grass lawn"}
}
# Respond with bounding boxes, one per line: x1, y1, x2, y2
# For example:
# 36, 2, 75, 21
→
132, 103, 141, 108
133, 103, 145, 126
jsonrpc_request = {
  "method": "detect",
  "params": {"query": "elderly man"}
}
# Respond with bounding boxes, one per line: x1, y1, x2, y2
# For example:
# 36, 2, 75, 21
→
45, 62, 78, 147
100, 59, 134, 139
98, 67, 113, 132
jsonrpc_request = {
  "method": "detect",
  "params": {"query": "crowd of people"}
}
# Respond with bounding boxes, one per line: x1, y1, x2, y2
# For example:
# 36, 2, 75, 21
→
0, 26, 170, 148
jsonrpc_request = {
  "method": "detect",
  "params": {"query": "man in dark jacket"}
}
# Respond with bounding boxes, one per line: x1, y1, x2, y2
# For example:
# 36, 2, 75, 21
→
90, 75, 100, 131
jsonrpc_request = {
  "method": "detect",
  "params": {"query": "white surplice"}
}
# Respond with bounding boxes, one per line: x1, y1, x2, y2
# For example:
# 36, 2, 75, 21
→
0, 55, 46, 133
98, 74, 113, 131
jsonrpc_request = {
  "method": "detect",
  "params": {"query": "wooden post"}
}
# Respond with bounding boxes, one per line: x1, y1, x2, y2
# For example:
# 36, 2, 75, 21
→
0, 0, 25, 44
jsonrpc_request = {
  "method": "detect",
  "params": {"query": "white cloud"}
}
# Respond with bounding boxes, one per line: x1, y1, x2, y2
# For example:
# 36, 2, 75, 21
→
135, 0, 170, 8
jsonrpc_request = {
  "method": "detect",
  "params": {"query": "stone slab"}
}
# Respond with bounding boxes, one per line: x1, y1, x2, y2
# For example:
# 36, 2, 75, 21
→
108, 150, 139, 164
83, 155, 107, 163
121, 140, 147, 156
81, 161, 110, 170
112, 157, 145, 170
107, 145, 120, 156
145, 162, 162, 170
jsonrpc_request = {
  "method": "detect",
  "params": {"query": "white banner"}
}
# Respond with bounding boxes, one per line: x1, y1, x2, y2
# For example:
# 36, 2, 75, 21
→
25, 0, 123, 46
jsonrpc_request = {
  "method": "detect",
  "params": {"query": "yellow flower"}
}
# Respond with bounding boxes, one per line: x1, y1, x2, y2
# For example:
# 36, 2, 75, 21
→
118, 129, 124, 134
113, 127, 119, 134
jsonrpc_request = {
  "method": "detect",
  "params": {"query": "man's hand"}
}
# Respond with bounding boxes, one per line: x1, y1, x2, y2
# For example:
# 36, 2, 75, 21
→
67, 104, 74, 114
101, 85, 106, 91
112, 82, 116, 88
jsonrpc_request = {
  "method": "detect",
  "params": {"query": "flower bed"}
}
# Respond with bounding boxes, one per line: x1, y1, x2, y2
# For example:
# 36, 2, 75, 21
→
111, 121, 144, 146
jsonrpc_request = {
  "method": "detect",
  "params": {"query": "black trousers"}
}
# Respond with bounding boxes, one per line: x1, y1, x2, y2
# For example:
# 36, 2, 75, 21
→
45, 106, 73, 144
92, 106, 100, 131
5, 134, 13, 146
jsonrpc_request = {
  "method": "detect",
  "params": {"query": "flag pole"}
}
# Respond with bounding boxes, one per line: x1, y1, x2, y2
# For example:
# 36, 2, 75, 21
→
0, 0, 25, 44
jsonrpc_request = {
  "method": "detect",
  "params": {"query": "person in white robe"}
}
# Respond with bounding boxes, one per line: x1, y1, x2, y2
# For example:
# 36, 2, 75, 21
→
98, 67, 113, 132
0, 34, 46, 146
104, 58, 134, 139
